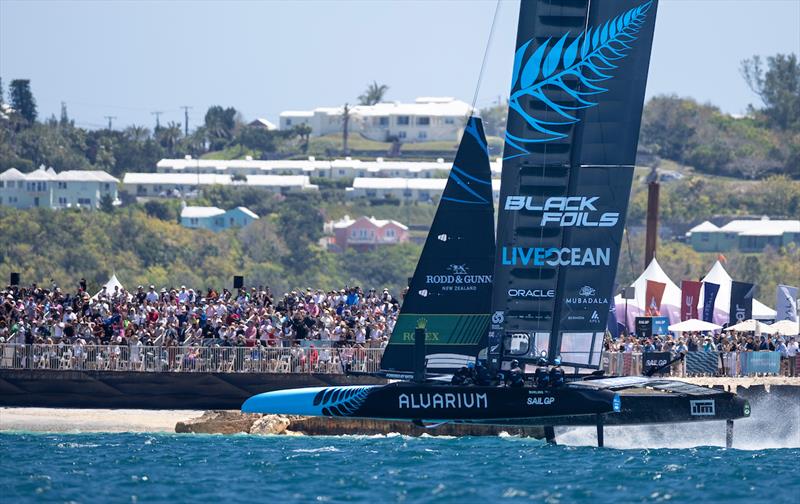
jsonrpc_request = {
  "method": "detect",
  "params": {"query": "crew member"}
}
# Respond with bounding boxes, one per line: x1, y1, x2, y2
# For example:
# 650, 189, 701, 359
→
474, 360, 492, 386
549, 357, 565, 388
533, 357, 550, 388
507, 359, 524, 388
451, 363, 475, 386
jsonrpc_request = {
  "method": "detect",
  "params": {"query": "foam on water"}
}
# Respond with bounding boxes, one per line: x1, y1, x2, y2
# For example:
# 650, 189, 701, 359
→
556, 391, 800, 450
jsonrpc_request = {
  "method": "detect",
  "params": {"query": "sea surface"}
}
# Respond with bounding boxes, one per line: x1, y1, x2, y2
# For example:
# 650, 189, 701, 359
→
2, 429, 798, 504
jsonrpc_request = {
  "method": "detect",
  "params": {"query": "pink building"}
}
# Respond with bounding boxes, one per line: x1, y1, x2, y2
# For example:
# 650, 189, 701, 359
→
327, 215, 409, 251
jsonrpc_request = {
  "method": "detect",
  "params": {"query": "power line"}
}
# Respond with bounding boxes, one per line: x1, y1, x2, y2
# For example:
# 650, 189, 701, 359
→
103, 115, 117, 130
151, 110, 163, 129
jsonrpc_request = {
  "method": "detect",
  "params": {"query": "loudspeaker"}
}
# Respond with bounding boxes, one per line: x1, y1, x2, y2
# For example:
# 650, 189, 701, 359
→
10, 272, 20, 286
233, 275, 244, 289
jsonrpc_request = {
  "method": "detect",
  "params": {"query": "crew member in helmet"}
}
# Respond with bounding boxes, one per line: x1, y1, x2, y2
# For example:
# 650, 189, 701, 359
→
451, 364, 470, 385
533, 357, 550, 388
474, 360, 492, 386
465, 361, 476, 385
549, 357, 565, 388
507, 359, 525, 388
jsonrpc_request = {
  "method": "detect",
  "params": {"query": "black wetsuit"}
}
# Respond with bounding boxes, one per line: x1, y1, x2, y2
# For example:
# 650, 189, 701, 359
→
507, 366, 524, 387
475, 364, 492, 386
534, 366, 550, 388
549, 366, 565, 388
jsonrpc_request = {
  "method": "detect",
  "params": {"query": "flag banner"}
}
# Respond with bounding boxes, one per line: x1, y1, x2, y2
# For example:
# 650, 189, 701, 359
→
740, 352, 780, 376
635, 317, 652, 338
607, 298, 621, 339
680, 280, 702, 321
729, 281, 755, 326
702, 282, 720, 322
642, 351, 670, 375
686, 352, 719, 376
776, 285, 798, 322
644, 280, 666, 316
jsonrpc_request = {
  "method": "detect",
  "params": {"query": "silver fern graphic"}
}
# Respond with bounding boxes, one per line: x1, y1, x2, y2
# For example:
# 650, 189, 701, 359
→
313, 386, 373, 417
504, 1, 654, 159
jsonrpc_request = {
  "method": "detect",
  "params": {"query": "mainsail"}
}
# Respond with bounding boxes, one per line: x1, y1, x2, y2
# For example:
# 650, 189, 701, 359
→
380, 116, 495, 374
489, 0, 659, 371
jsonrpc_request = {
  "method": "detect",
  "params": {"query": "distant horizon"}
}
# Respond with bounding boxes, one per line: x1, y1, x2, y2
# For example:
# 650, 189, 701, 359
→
1, 0, 798, 131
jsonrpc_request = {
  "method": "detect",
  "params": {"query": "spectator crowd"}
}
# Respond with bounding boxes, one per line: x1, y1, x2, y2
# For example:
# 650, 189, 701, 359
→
0, 281, 402, 372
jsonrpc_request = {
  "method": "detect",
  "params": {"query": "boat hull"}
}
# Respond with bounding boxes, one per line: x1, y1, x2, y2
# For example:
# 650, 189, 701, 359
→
241, 376, 750, 427
242, 382, 618, 421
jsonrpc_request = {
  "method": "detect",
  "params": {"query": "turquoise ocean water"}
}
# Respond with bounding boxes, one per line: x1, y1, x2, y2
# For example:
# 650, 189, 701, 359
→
2, 430, 798, 504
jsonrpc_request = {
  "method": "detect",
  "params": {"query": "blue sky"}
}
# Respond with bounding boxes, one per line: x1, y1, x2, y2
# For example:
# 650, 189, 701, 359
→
1, 0, 798, 131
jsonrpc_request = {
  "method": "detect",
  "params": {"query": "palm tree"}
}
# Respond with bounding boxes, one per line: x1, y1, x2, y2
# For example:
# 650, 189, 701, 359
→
293, 124, 312, 153
358, 81, 389, 106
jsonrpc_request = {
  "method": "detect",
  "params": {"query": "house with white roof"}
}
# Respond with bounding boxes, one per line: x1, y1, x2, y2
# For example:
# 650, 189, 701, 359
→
279, 97, 473, 143
346, 177, 501, 203
121, 172, 318, 198
180, 205, 259, 232
325, 215, 409, 251
0, 166, 119, 210
686, 217, 800, 252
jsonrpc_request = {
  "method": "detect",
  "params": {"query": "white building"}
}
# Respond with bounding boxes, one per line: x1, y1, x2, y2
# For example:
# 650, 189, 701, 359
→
0, 166, 119, 210
279, 97, 473, 143
346, 177, 501, 203
180, 206, 259, 232
154, 156, 503, 180
121, 172, 318, 198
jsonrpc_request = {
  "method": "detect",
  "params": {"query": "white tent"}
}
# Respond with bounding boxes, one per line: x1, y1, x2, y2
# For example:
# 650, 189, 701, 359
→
92, 273, 126, 300
699, 261, 776, 324
769, 319, 799, 336
667, 319, 722, 333
614, 258, 682, 329
725, 319, 776, 334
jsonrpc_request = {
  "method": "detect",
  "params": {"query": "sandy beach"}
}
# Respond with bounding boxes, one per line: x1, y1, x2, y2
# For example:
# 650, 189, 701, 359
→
0, 408, 205, 433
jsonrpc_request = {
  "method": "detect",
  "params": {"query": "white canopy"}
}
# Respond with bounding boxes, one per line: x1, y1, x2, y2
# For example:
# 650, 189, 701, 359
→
699, 261, 776, 323
614, 257, 682, 328
769, 319, 799, 336
667, 319, 722, 333
92, 274, 126, 300
724, 319, 776, 334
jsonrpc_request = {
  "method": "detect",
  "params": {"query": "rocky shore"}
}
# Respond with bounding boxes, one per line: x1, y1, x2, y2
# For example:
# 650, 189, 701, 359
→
175, 410, 545, 437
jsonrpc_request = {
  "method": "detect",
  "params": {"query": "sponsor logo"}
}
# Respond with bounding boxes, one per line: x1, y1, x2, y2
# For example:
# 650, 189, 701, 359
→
418, 289, 428, 297
743, 402, 751, 417
567, 315, 585, 321
504, 196, 619, 227
447, 264, 468, 275
526, 397, 556, 406
508, 288, 556, 299
566, 285, 609, 305
398, 392, 488, 409
501, 247, 610, 267
613, 394, 621, 412
491, 311, 504, 325
690, 400, 716, 416
590, 310, 600, 323
437, 234, 448, 242
425, 264, 492, 292
734, 303, 747, 323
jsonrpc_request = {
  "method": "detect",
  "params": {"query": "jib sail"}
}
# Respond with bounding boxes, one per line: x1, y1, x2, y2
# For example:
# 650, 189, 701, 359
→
489, 0, 659, 371
380, 116, 495, 374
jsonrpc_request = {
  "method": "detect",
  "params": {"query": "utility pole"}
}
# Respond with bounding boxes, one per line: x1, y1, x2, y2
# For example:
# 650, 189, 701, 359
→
104, 115, 117, 130
342, 103, 350, 156
151, 111, 163, 129
180, 106, 192, 136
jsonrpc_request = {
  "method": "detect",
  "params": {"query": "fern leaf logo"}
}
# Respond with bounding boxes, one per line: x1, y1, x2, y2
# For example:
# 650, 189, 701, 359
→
504, 1, 654, 159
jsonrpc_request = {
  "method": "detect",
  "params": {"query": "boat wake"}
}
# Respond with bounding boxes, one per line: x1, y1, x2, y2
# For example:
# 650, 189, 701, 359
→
555, 391, 800, 450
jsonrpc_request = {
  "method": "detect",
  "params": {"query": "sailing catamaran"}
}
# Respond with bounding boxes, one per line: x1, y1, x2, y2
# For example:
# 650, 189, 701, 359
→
243, 0, 749, 446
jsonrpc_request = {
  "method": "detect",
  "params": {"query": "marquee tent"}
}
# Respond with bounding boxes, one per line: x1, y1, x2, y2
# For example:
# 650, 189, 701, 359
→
769, 319, 799, 336
724, 319, 776, 334
698, 261, 776, 324
92, 273, 126, 300
614, 258, 682, 329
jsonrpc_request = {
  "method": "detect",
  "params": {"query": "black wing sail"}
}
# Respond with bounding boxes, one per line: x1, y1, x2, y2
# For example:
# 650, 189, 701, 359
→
380, 116, 495, 374
489, 0, 659, 372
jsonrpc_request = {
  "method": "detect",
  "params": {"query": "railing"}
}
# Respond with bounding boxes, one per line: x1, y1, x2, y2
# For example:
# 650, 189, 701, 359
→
0, 344, 384, 375
602, 351, 794, 377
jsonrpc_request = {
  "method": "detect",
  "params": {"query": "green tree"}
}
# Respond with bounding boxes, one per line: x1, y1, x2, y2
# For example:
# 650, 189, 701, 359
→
741, 53, 800, 131
143, 200, 177, 221
358, 81, 389, 106
640, 95, 697, 162
293, 124, 312, 154
479, 102, 507, 137
99, 193, 115, 213
277, 194, 324, 273
9, 79, 37, 124
237, 126, 278, 153
204, 106, 237, 150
